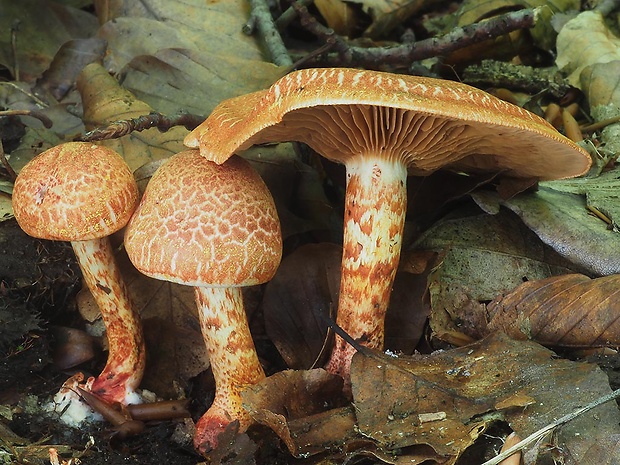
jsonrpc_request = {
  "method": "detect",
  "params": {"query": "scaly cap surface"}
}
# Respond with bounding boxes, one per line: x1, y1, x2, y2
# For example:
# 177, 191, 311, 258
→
13, 142, 139, 241
125, 150, 282, 287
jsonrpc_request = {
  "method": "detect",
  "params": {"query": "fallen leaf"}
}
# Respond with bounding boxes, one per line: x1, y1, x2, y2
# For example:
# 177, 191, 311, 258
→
487, 273, 620, 347
262, 243, 341, 370
491, 186, 620, 276
351, 332, 620, 463
415, 206, 579, 342
262, 243, 430, 368
556, 10, 620, 87
120, 48, 283, 117
241, 368, 354, 457
98, 0, 264, 73
540, 168, 620, 233
0, 0, 98, 80
350, 0, 436, 39
77, 62, 186, 171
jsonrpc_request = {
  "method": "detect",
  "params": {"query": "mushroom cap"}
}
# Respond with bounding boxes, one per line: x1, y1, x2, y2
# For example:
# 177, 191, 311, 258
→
124, 149, 282, 288
185, 68, 591, 180
12, 142, 139, 241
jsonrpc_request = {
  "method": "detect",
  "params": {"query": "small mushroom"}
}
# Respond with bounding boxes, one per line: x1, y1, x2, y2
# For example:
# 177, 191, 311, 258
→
124, 149, 282, 453
184, 68, 592, 384
12, 142, 144, 420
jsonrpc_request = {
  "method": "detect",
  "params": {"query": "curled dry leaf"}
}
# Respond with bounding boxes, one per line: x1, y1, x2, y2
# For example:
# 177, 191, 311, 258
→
241, 369, 354, 457
486, 273, 620, 347
77, 62, 186, 171
556, 11, 620, 88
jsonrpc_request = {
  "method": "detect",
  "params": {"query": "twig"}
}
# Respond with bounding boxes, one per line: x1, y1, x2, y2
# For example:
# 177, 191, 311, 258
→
0, 140, 17, 182
481, 387, 620, 465
245, 0, 293, 66
291, 3, 541, 69
76, 112, 204, 142
462, 60, 573, 99
0, 109, 53, 128
275, 0, 314, 31
11, 20, 20, 81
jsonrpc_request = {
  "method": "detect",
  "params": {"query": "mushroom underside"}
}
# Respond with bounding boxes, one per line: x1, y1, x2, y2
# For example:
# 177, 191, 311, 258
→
240, 105, 587, 180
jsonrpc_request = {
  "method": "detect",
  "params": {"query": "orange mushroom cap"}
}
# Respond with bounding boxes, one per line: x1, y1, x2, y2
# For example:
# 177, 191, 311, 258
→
124, 149, 282, 287
185, 67, 591, 179
13, 142, 139, 241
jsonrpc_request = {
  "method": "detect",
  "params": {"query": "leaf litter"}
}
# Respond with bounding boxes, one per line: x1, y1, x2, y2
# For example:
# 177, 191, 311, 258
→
1, 0, 620, 464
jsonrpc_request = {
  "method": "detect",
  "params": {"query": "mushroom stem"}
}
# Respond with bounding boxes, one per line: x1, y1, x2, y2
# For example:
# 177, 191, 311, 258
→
193, 286, 266, 453
72, 238, 145, 405
325, 155, 407, 383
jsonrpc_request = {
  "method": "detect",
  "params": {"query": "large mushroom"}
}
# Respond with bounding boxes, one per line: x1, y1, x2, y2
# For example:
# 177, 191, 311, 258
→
12, 142, 144, 421
124, 149, 282, 453
184, 68, 592, 384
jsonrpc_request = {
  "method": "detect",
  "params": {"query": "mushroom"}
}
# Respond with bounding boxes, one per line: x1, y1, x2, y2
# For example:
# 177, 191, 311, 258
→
11, 142, 144, 420
124, 149, 282, 453
184, 68, 592, 384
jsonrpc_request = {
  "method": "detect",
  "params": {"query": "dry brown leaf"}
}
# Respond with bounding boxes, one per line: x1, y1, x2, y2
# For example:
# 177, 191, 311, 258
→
351, 332, 620, 464
77, 62, 186, 171
241, 369, 354, 457
556, 11, 620, 88
486, 273, 620, 347
262, 243, 341, 370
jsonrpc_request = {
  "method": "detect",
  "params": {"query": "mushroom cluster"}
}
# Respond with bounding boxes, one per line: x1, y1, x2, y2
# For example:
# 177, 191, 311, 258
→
124, 149, 282, 452
12, 142, 144, 423
13, 68, 592, 454
184, 67, 592, 386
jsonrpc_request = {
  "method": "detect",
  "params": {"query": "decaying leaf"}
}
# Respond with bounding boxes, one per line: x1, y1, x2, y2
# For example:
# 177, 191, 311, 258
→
77, 62, 186, 171
351, 332, 620, 464
262, 243, 341, 370
493, 187, 620, 276
241, 369, 354, 457
487, 273, 620, 347
415, 207, 579, 343
556, 11, 620, 87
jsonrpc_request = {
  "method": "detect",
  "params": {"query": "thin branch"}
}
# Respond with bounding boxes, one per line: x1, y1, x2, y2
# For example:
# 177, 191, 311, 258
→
246, 0, 293, 67
275, 0, 314, 31
76, 112, 204, 142
481, 387, 620, 465
0, 140, 17, 182
291, 3, 541, 69
0, 109, 53, 128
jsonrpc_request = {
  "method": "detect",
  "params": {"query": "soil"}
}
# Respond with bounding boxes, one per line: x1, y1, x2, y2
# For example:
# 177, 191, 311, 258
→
0, 219, 206, 465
